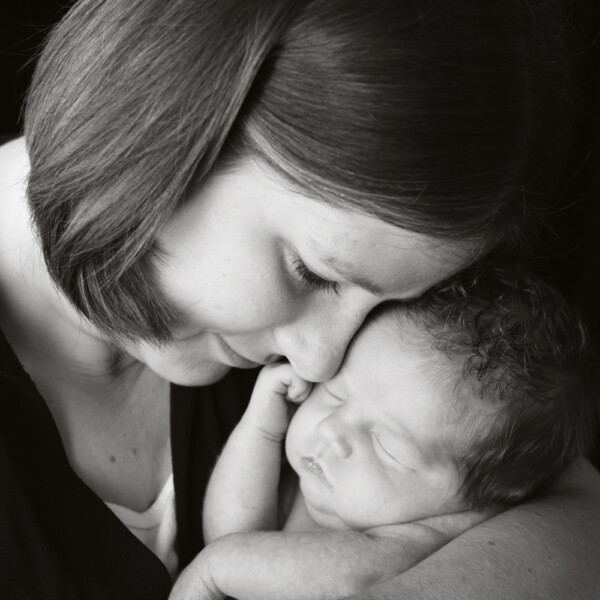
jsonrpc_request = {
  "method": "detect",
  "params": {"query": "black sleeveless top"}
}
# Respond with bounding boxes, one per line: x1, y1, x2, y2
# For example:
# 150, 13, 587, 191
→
0, 327, 257, 599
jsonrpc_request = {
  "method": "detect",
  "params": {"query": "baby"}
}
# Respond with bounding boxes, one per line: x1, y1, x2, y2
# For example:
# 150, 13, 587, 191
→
171, 267, 598, 600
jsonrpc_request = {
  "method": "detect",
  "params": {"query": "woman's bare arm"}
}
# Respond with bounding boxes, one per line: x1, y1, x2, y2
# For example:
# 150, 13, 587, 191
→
170, 519, 474, 600
342, 459, 600, 600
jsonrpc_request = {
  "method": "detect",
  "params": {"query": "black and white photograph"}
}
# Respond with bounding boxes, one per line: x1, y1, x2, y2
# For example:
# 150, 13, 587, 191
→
1, 2, 599, 598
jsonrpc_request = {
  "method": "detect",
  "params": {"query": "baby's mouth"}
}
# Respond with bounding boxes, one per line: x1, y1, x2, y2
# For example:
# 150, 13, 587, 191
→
299, 456, 333, 488
301, 456, 324, 475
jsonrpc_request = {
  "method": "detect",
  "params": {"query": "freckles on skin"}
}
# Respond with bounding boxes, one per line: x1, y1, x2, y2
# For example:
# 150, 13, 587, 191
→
140, 156, 482, 386
296, 210, 476, 302
252, 155, 479, 300
159, 159, 477, 334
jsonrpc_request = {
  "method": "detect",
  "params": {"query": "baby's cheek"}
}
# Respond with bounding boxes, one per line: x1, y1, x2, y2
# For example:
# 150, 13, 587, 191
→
284, 413, 304, 464
340, 462, 394, 513
285, 407, 322, 471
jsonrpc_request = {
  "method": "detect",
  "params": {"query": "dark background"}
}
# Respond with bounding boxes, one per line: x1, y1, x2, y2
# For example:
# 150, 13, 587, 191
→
0, 2, 71, 135
1, 3, 599, 353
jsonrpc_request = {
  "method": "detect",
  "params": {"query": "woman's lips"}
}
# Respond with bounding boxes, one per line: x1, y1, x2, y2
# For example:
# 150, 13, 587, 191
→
215, 334, 261, 369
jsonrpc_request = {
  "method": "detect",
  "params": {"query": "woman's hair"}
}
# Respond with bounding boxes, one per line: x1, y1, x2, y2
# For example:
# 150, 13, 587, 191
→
24, 0, 577, 342
395, 266, 599, 508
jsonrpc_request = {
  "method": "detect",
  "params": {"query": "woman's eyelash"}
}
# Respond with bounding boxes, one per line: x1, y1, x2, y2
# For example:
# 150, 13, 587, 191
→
292, 258, 340, 295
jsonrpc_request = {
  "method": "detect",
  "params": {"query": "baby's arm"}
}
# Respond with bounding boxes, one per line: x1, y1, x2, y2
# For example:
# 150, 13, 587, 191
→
202, 363, 310, 543
171, 509, 491, 600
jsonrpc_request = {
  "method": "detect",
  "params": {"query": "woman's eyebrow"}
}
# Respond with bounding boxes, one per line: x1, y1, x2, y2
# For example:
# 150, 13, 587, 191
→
317, 253, 386, 297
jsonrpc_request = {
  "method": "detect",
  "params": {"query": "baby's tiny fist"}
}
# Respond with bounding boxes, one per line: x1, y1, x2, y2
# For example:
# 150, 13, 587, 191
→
286, 377, 312, 403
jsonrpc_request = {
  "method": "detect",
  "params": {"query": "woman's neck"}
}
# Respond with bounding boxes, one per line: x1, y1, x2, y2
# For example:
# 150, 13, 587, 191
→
0, 137, 140, 388
0, 139, 172, 511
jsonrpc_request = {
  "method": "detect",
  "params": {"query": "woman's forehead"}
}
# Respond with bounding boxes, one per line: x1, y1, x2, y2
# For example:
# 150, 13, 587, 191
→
251, 158, 478, 258
295, 209, 476, 299
209, 157, 478, 296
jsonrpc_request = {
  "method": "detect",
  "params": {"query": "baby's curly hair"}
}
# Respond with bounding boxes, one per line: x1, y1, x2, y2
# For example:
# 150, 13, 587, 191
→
400, 266, 599, 508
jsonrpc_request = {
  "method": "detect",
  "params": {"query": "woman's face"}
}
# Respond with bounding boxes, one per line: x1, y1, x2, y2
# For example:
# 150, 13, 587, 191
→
131, 159, 476, 385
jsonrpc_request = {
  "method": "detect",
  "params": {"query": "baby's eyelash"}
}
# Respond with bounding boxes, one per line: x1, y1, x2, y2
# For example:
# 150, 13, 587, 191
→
371, 431, 397, 462
292, 258, 340, 295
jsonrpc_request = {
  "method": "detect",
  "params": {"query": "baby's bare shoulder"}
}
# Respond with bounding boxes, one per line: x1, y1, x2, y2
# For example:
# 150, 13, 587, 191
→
367, 507, 503, 547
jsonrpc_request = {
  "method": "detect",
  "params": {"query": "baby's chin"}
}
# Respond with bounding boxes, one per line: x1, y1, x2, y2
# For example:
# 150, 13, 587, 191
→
298, 489, 354, 531
304, 503, 348, 530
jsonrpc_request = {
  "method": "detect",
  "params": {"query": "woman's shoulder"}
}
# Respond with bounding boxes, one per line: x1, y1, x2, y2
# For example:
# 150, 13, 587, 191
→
0, 136, 32, 269
0, 136, 29, 206
0, 135, 28, 171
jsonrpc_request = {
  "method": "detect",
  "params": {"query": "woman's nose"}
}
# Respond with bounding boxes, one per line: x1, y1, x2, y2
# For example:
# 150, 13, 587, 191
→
292, 338, 347, 382
276, 300, 370, 382
316, 416, 352, 458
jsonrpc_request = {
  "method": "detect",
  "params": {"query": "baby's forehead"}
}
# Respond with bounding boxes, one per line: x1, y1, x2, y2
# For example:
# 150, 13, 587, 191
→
355, 307, 442, 368
350, 309, 488, 446
359, 306, 424, 344
363, 306, 473, 385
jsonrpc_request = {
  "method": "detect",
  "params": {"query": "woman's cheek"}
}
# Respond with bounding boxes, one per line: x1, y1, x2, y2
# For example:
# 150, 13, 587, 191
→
209, 268, 298, 331
240, 263, 299, 319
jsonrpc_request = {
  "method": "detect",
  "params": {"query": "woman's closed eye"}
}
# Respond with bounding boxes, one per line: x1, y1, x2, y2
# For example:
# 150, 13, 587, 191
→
292, 257, 340, 295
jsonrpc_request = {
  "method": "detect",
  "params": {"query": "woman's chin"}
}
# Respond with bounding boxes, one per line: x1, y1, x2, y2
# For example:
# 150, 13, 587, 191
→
122, 336, 236, 386
133, 348, 232, 386
155, 360, 232, 387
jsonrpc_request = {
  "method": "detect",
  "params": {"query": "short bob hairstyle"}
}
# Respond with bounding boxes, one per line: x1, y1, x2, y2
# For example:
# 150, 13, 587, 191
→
25, 0, 576, 342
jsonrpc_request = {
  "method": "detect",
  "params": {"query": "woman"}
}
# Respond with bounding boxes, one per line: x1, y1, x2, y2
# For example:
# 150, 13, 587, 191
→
1, 1, 598, 598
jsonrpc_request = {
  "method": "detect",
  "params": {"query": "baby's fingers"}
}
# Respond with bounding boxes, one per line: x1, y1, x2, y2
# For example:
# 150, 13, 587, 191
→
286, 374, 312, 404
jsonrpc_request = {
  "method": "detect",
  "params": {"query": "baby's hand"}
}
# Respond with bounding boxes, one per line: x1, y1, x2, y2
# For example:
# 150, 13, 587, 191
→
243, 363, 312, 441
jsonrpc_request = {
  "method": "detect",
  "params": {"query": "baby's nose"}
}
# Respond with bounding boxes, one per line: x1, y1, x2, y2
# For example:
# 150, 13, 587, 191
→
316, 417, 352, 458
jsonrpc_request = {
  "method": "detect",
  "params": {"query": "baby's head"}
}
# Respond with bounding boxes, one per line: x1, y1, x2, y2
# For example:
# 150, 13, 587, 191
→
285, 267, 598, 530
